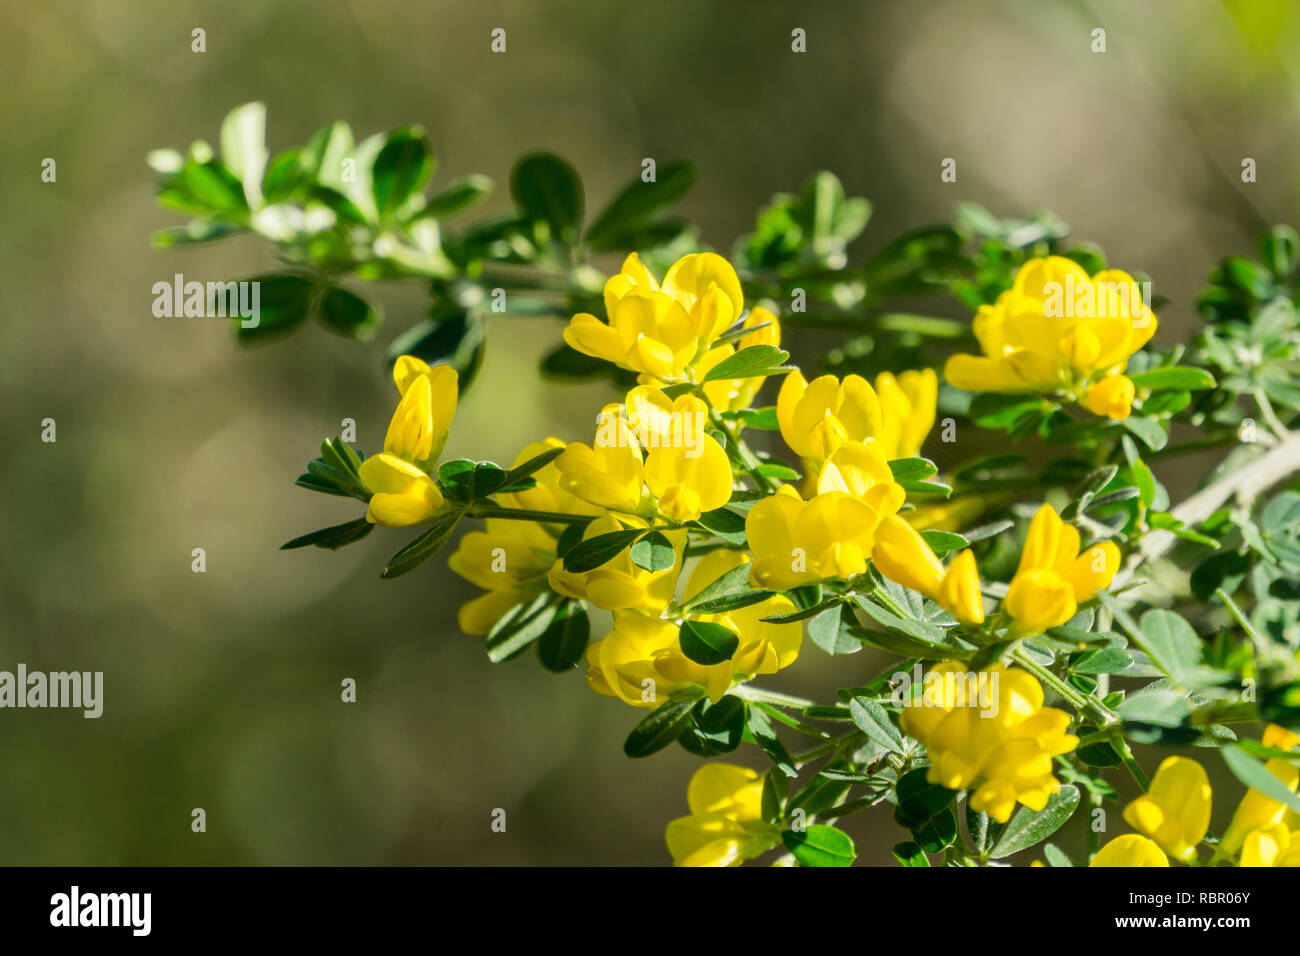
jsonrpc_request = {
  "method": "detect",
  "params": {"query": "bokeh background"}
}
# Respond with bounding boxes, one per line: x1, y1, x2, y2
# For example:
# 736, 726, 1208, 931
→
2, 0, 1299, 864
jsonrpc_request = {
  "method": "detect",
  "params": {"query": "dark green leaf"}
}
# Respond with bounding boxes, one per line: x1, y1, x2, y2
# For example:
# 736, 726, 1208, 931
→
379, 512, 461, 579
537, 601, 590, 672
511, 152, 583, 245
990, 785, 1080, 858
485, 593, 558, 662
317, 284, 380, 340
678, 619, 739, 666
280, 517, 373, 551
562, 528, 642, 573
623, 693, 699, 758
372, 126, 433, 220
585, 160, 696, 250
237, 273, 316, 342
782, 825, 856, 867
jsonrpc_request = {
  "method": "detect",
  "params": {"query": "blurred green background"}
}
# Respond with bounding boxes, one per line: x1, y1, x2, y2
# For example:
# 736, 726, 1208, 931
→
2, 0, 1298, 865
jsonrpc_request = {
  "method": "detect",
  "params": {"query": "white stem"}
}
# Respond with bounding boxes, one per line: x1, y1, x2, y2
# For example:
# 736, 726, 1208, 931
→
1114, 432, 1300, 591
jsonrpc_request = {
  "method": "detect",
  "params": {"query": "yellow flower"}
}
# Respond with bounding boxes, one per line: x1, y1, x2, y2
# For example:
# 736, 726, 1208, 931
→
627, 390, 734, 522
696, 306, 781, 411
900, 662, 1078, 823
358, 454, 444, 527
875, 370, 939, 459
1089, 834, 1170, 867
358, 355, 458, 527
1122, 756, 1212, 863
584, 550, 801, 707
585, 613, 692, 706
549, 513, 682, 614
943, 256, 1156, 419
1082, 374, 1137, 420
777, 368, 937, 465
1238, 824, 1300, 867
1220, 724, 1300, 857
558, 395, 734, 523
385, 356, 458, 467
555, 412, 646, 514
871, 516, 985, 625
746, 483, 903, 590
1004, 503, 1120, 635
449, 519, 556, 634
665, 763, 781, 867
447, 439, 595, 634
564, 252, 744, 380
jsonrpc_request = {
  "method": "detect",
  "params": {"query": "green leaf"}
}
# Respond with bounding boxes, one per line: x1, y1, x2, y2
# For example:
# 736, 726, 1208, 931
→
678, 620, 739, 666
623, 693, 699, 758
1123, 415, 1168, 452
747, 705, 797, 776
969, 394, 1051, 429
893, 768, 957, 852
848, 697, 906, 753
683, 562, 767, 612
372, 126, 433, 220
693, 507, 747, 545
892, 841, 930, 867
1128, 367, 1216, 391
761, 771, 788, 824
584, 160, 696, 250
379, 512, 461, 579
280, 516, 373, 551
852, 597, 961, 658
1116, 688, 1192, 727
237, 273, 316, 342
754, 462, 800, 481
702, 344, 790, 382
887, 457, 938, 481
921, 530, 970, 557
807, 604, 864, 656
1071, 648, 1133, 675
386, 307, 485, 387
511, 152, 583, 245
1263, 492, 1300, 535
761, 598, 844, 625
1260, 224, 1300, 277
562, 528, 642, 573
990, 785, 1080, 858
1139, 608, 1203, 683
438, 460, 508, 504
782, 825, 856, 867
893, 768, 955, 828
317, 284, 380, 340
1222, 745, 1300, 813
485, 594, 559, 663
682, 695, 746, 754
1043, 843, 1075, 867
629, 531, 675, 572
423, 174, 492, 219
537, 601, 590, 672
500, 445, 566, 489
